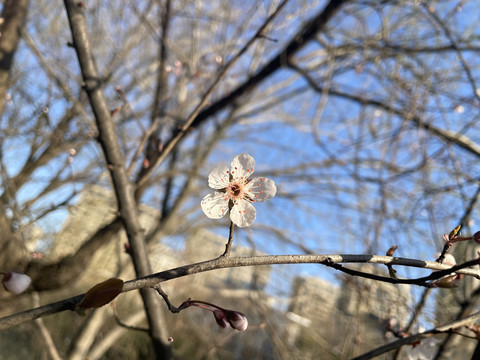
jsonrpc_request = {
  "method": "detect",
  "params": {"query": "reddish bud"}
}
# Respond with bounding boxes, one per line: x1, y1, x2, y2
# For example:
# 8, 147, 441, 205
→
467, 325, 480, 340
224, 309, 248, 331
213, 309, 229, 328
473, 231, 480, 244
186, 299, 248, 331
110, 107, 121, 116
386, 246, 398, 257
77, 278, 124, 309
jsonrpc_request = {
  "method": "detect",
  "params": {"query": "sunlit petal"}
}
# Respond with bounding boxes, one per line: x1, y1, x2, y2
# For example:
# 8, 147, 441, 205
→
2, 272, 31, 295
248, 177, 276, 202
208, 165, 230, 189
230, 200, 256, 227
230, 153, 255, 180
201, 192, 228, 219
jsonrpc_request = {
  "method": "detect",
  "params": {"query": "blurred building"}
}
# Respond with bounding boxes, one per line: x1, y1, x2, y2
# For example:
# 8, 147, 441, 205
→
286, 265, 412, 359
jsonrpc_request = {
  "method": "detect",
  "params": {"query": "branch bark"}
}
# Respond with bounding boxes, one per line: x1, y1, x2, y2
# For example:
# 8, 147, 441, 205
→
2, 253, 480, 330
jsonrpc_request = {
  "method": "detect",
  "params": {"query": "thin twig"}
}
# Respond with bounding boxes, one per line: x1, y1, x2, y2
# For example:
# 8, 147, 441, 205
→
421, 4, 480, 102
32, 293, 62, 360
112, 303, 149, 333
222, 222, 235, 257
135, 0, 296, 190
325, 257, 480, 287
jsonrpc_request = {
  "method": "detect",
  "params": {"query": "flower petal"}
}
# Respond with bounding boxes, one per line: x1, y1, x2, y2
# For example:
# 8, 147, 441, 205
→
443, 254, 456, 266
230, 200, 256, 227
2, 272, 31, 295
208, 165, 230, 189
230, 153, 255, 181
201, 192, 229, 219
248, 177, 276, 202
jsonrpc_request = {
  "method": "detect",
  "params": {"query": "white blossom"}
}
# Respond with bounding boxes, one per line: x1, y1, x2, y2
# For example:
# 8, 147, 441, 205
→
201, 153, 276, 227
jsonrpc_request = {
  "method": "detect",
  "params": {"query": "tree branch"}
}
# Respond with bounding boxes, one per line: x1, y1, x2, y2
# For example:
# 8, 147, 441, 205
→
290, 63, 480, 158
63, 1, 171, 357
2, 253, 480, 330
134, 0, 335, 191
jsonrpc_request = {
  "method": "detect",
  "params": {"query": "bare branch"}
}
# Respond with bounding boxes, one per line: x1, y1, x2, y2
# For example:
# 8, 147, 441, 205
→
134, 0, 307, 191
3, 253, 480, 330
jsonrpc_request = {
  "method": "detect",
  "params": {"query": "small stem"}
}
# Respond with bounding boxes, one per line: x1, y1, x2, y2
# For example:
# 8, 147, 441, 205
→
186, 299, 223, 311
449, 236, 473, 244
112, 303, 149, 333
436, 242, 452, 263
222, 221, 235, 257
154, 284, 181, 313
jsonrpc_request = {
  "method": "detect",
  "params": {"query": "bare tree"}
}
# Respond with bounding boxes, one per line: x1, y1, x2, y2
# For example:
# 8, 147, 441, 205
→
2, 0, 480, 358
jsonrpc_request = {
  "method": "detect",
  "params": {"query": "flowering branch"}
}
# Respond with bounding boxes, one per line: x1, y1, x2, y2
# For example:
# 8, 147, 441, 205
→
2, 253, 480, 330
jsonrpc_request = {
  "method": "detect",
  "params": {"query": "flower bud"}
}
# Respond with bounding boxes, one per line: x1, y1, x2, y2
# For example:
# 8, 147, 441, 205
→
474, 231, 480, 244
213, 309, 229, 328
224, 309, 248, 331
2, 272, 31, 294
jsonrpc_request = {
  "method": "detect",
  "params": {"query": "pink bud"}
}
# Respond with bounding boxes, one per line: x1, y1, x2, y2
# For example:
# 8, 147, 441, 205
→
2, 272, 31, 294
224, 309, 248, 331
474, 231, 480, 244
213, 309, 229, 328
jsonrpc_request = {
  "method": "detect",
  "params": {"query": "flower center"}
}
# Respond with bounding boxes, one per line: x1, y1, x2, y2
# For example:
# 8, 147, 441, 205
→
228, 182, 245, 199
231, 184, 241, 196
